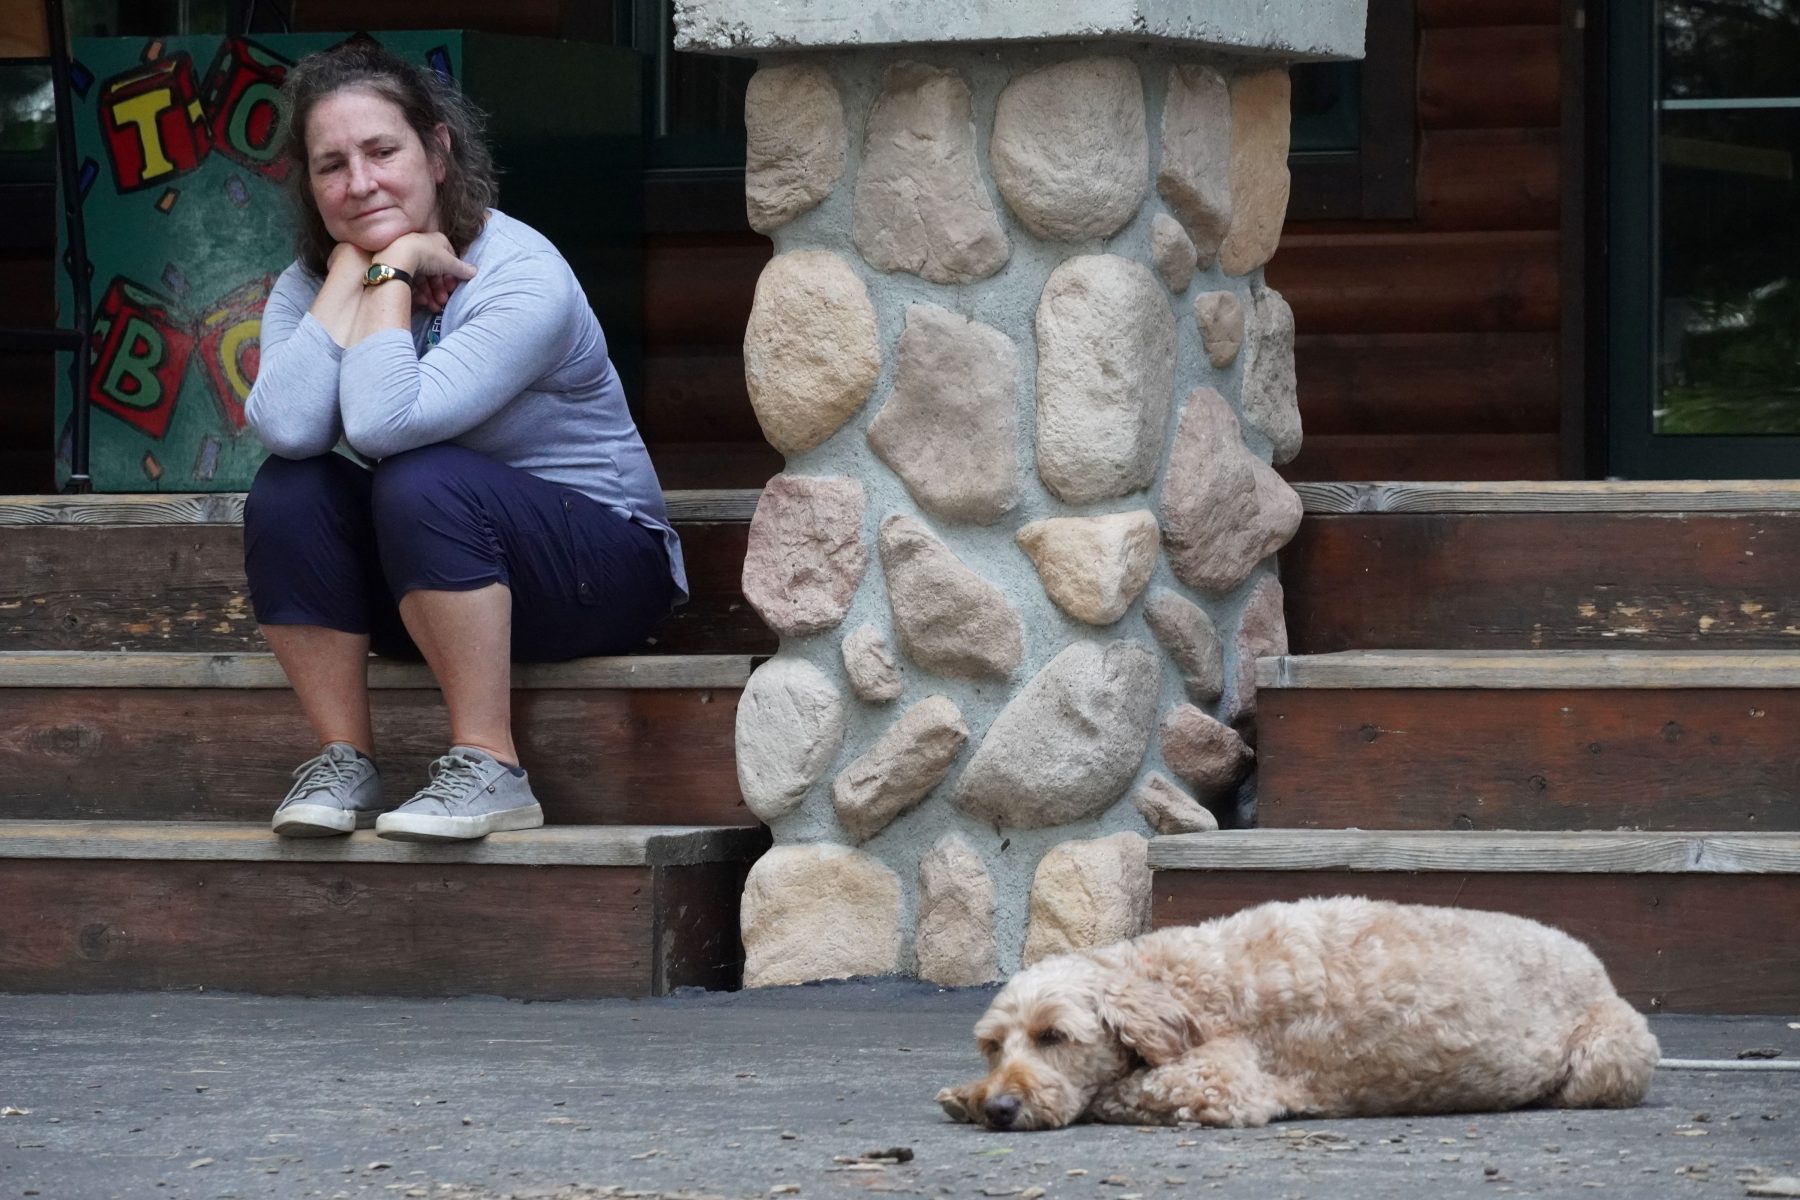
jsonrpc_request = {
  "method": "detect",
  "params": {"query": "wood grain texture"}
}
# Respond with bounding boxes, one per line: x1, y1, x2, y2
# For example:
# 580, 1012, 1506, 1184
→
0, 687, 750, 826
0, 489, 760, 525
1280, 512, 1800, 650
1257, 651, 1800, 689
1255, 688, 1800, 831
1277, 433, 1561, 482
0, 821, 769, 867
0, 651, 755, 690
1152, 871, 1800, 1013
1418, 0, 1560, 26
1293, 480, 1800, 513
1146, 830, 1800, 873
0, 521, 772, 654
643, 235, 770, 351
1295, 332, 1558, 435
1268, 231, 1560, 334
1417, 128, 1559, 231
0, 857, 669, 997
1419, 25, 1561, 130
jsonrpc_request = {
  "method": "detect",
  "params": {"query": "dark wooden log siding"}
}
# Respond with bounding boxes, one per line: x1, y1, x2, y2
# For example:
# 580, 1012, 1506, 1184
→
1276, 0, 1568, 482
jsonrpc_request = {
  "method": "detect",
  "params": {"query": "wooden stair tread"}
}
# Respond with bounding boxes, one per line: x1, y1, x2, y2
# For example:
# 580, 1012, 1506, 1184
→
0, 650, 757, 689
0, 819, 768, 867
1148, 829, 1800, 873
1295, 480, 1800, 513
0, 489, 762, 525
1257, 649, 1800, 689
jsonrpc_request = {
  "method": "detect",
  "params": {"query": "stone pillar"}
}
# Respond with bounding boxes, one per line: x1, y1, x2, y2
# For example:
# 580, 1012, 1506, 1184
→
682, 2, 1367, 987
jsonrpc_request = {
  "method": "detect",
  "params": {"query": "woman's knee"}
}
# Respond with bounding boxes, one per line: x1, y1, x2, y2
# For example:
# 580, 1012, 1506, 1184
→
369, 444, 493, 538
245, 452, 367, 542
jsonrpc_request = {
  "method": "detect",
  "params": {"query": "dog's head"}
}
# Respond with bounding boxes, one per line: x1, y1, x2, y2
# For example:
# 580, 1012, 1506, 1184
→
936, 951, 1202, 1131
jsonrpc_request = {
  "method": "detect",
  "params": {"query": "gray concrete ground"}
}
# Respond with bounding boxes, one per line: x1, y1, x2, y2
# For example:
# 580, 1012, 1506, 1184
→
1, 984, 1795, 1200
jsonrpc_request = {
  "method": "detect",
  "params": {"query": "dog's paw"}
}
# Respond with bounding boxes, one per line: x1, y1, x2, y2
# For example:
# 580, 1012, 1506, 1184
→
935, 1085, 976, 1123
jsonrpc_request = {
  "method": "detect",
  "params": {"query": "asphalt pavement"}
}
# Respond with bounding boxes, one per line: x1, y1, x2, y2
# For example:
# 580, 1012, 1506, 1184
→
1, 983, 1796, 1200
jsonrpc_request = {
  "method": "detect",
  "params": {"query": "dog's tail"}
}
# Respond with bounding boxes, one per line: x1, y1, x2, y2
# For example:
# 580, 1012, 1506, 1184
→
1550, 995, 1660, 1108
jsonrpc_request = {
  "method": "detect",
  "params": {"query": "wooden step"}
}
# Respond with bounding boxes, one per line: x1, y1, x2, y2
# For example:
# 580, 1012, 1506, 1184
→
0, 651, 756, 827
0, 820, 769, 998
1282, 482, 1800, 652
1253, 651, 1800, 832
1148, 829, 1800, 1014
0, 491, 775, 656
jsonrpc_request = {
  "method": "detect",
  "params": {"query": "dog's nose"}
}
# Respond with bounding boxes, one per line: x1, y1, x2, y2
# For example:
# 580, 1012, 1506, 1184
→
983, 1093, 1021, 1129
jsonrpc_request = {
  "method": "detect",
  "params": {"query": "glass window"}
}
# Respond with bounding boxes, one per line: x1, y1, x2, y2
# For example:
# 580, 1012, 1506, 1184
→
1655, 1, 1800, 435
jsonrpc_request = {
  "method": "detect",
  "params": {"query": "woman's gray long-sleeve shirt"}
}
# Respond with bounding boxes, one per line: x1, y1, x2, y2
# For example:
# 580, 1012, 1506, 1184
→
245, 209, 686, 603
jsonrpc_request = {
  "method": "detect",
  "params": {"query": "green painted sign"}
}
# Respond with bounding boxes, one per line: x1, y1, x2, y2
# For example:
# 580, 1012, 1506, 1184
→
54, 33, 463, 492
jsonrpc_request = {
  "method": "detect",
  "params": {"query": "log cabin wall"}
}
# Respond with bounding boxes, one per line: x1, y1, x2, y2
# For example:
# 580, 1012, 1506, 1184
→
1271, 0, 1568, 482
0, 0, 1577, 496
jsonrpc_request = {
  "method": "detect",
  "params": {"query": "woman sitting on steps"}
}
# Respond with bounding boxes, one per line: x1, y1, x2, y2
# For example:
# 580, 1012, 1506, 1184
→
243, 40, 685, 843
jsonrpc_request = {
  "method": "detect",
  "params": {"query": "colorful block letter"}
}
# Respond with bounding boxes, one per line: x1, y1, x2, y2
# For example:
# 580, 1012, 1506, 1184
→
88, 276, 195, 439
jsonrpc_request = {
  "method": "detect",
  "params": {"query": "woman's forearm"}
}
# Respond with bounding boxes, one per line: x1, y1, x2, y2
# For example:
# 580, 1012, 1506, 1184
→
308, 244, 375, 347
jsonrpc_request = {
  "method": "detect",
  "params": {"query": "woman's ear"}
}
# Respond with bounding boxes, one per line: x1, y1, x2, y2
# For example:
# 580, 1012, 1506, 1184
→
432, 122, 451, 183
1096, 972, 1200, 1067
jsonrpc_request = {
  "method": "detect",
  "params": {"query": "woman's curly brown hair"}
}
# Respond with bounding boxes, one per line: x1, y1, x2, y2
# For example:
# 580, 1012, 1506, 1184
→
276, 39, 497, 275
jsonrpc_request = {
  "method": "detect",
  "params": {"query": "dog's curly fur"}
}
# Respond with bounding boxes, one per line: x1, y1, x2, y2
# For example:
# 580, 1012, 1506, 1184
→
937, 897, 1659, 1131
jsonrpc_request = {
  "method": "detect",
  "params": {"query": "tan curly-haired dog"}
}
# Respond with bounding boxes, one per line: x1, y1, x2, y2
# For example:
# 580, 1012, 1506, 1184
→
938, 897, 1658, 1131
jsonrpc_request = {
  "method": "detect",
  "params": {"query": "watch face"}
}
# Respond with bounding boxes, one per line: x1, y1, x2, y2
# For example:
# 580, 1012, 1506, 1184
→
364, 264, 388, 286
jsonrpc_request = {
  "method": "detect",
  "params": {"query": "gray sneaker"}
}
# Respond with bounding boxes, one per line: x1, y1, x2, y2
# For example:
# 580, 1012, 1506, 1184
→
375, 746, 545, 843
271, 742, 385, 837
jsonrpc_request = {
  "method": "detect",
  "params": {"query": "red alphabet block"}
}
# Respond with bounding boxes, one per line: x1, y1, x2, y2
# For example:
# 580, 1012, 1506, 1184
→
88, 276, 195, 439
99, 54, 211, 192
195, 275, 273, 431
201, 38, 293, 182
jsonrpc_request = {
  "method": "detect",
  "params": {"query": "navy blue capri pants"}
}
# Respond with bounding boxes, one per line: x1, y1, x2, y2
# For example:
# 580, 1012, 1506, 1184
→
243, 444, 675, 662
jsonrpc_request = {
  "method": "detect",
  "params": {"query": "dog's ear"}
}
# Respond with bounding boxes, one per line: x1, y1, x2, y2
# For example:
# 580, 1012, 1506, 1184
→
1097, 973, 1199, 1067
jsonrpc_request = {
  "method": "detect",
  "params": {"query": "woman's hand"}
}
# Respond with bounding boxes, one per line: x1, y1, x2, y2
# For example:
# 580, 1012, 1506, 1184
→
378, 232, 475, 315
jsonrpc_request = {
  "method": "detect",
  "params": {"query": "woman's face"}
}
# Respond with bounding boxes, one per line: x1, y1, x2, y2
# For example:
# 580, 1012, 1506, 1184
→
305, 86, 447, 252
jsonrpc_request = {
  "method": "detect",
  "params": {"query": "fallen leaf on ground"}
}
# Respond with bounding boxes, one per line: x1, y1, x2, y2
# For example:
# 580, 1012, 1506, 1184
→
1738, 1047, 1784, 1060
1, 1107, 29, 1117
1747, 1179, 1800, 1198
187, 1158, 214, 1169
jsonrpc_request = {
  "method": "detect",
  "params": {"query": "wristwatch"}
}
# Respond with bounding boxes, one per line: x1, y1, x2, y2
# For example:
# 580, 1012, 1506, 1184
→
362, 262, 414, 288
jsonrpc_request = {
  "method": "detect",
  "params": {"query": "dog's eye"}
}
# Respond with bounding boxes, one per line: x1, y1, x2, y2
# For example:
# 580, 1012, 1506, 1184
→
1034, 1028, 1064, 1048
977, 1038, 999, 1058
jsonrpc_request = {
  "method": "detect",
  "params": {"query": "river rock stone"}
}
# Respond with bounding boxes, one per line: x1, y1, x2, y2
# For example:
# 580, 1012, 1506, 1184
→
742, 474, 868, 635
1015, 510, 1159, 626
734, 658, 846, 821
991, 57, 1147, 242
1195, 290, 1244, 368
1160, 387, 1302, 594
1227, 573, 1289, 726
854, 62, 1009, 283
1219, 68, 1292, 277
1131, 771, 1219, 834
1161, 704, 1254, 799
1142, 587, 1224, 703
1151, 213, 1197, 292
1241, 285, 1301, 463
953, 640, 1158, 829
832, 695, 969, 842
744, 64, 846, 233
741, 845, 902, 987
867, 304, 1019, 524
916, 833, 999, 986
1156, 65, 1232, 265
743, 251, 880, 455
1022, 832, 1151, 965
842, 624, 902, 702
879, 514, 1024, 680
1035, 255, 1177, 503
